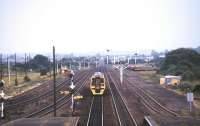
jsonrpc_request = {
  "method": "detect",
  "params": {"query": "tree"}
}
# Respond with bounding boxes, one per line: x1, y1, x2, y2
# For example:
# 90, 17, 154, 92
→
160, 48, 200, 80
29, 55, 49, 71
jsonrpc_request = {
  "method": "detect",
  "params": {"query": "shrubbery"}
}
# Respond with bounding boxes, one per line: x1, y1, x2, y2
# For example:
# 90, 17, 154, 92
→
193, 85, 200, 96
24, 75, 31, 82
160, 48, 200, 81
177, 82, 192, 92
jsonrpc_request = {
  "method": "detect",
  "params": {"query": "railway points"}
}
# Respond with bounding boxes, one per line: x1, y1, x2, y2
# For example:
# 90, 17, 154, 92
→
1, 66, 200, 126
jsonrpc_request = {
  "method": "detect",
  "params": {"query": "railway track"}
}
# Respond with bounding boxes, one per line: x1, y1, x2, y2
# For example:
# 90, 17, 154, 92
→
5, 71, 84, 104
7, 70, 83, 103
26, 70, 92, 118
86, 96, 103, 126
110, 68, 179, 117
105, 69, 138, 126
126, 78, 179, 117
6, 70, 89, 109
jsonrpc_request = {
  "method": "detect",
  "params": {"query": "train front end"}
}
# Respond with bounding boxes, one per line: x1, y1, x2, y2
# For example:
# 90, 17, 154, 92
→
90, 72, 105, 95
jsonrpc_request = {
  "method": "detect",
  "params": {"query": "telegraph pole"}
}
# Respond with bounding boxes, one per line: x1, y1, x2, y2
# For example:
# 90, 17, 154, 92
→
113, 55, 116, 65
95, 58, 98, 68
14, 53, 18, 85
127, 56, 130, 64
53, 46, 56, 117
79, 62, 81, 70
106, 49, 110, 65
88, 58, 90, 68
48, 58, 51, 78
0, 54, 2, 80
28, 53, 30, 72
134, 53, 138, 65
6, 56, 8, 78
83, 58, 85, 69
7, 56, 10, 85
24, 53, 27, 77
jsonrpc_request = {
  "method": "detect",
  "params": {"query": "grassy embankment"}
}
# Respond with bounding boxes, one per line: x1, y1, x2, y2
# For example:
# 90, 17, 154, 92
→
2, 72, 56, 97
136, 69, 200, 116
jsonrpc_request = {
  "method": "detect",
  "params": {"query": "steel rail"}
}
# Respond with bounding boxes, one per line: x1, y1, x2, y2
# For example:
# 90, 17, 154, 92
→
6, 70, 88, 108
106, 70, 138, 126
26, 71, 91, 118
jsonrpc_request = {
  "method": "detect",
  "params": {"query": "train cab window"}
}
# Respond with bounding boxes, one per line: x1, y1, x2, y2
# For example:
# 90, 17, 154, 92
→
92, 77, 102, 85
92, 78, 96, 85
100, 78, 104, 83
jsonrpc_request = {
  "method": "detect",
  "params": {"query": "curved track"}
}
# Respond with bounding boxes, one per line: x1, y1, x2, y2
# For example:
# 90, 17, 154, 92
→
125, 78, 179, 117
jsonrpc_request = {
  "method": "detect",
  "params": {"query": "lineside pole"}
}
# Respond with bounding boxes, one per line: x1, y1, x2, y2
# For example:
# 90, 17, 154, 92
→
24, 53, 27, 77
0, 54, 2, 80
53, 46, 56, 117
8, 57, 10, 85
15, 53, 18, 85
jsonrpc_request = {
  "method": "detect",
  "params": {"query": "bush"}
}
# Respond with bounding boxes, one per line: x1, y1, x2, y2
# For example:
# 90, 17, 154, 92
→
40, 69, 48, 76
177, 82, 192, 92
192, 66, 200, 79
193, 85, 200, 96
24, 75, 31, 82
160, 48, 200, 81
15, 78, 18, 86
182, 70, 194, 81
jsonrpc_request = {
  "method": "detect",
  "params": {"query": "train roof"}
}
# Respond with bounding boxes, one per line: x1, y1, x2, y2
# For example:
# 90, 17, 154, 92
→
93, 72, 104, 77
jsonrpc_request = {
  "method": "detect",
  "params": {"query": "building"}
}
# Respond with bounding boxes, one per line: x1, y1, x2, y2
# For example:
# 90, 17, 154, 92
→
160, 75, 181, 86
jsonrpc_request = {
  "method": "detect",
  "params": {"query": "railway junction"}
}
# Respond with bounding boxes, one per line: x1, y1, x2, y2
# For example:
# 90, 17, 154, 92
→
1, 66, 200, 126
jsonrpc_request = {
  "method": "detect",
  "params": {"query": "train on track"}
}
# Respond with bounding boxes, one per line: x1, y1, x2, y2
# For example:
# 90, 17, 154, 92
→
90, 72, 106, 95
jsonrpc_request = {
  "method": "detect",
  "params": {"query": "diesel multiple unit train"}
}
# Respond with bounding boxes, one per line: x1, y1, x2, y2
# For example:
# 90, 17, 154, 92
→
90, 72, 106, 95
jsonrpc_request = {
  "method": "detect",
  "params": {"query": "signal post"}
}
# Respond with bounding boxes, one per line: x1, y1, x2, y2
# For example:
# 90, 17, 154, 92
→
0, 80, 5, 119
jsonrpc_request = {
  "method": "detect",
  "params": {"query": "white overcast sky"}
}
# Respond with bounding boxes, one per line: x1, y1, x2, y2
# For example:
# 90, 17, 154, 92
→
0, 0, 200, 54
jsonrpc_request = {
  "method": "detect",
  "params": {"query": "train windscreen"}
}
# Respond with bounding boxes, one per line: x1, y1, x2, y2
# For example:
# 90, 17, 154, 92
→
92, 77, 104, 85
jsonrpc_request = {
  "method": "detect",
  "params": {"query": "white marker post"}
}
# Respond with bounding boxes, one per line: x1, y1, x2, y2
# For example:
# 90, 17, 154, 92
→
187, 92, 194, 112
106, 49, 110, 65
113, 55, 116, 65
134, 53, 138, 65
88, 60, 90, 68
79, 62, 81, 70
95, 59, 98, 68
127, 57, 130, 64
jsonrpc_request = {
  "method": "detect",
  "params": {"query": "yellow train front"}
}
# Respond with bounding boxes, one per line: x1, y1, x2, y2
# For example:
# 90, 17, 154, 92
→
90, 72, 106, 95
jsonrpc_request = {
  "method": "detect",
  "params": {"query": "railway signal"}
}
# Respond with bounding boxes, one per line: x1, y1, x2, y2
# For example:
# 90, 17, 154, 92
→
113, 65, 128, 84
69, 71, 75, 114
69, 70, 75, 88
0, 80, 5, 119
